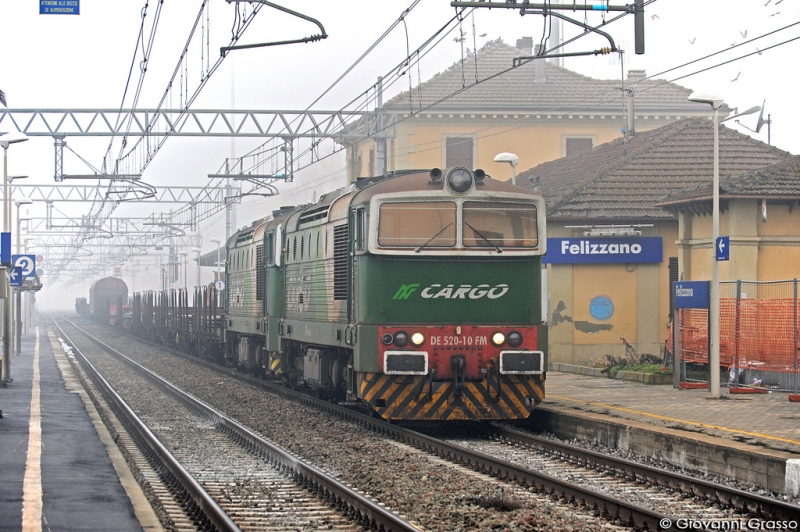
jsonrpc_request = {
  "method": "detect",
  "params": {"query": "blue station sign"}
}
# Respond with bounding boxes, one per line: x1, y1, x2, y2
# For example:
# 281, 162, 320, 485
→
674, 281, 710, 309
543, 237, 663, 264
40, 0, 80, 14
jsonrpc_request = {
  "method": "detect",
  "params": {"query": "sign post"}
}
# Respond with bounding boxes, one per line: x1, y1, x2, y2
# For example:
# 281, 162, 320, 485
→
716, 237, 730, 261
673, 281, 711, 389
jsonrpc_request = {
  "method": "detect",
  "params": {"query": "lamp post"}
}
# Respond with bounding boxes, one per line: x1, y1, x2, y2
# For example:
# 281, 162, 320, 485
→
14, 198, 32, 355
191, 247, 202, 288
210, 238, 222, 280
1, 131, 28, 385
493, 152, 519, 185
179, 251, 188, 291
687, 93, 725, 398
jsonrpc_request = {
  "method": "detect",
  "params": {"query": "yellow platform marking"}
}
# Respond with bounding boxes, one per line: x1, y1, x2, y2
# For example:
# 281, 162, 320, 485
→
549, 394, 800, 447
22, 328, 42, 532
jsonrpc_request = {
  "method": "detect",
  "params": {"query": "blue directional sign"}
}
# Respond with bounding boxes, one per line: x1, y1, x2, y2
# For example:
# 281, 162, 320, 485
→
9, 266, 24, 287
674, 281, 710, 309
13, 255, 36, 277
40, 0, 80, 15
716, 236, 730, 261
0, 233, 10, 265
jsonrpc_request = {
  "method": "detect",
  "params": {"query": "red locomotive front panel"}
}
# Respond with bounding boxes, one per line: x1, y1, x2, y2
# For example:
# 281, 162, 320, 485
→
357, 324, 546, 421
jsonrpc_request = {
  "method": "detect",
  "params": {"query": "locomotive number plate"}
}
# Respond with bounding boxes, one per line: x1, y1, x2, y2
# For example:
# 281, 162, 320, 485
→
429, 335, 488, 346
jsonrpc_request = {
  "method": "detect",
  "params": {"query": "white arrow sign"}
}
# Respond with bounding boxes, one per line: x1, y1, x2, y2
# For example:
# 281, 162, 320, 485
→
718, 240, 726, 253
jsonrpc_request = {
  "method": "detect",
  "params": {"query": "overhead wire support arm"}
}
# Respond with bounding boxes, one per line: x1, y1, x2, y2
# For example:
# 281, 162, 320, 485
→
220, 0, 327, 55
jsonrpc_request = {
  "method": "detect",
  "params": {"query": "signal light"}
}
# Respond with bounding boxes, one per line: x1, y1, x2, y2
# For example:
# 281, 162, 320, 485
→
381, 332, 394, 345
410, 332, 425, 346
447, 168, 473, 194
491, 331, 506, 347
430, 168, 442, 181
507, 331, 523, 347
394, 331, 409, 347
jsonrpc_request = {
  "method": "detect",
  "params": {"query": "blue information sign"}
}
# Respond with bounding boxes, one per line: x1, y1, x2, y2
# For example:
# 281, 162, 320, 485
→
40, 0, 80, 14
543, 237, 663, 264
716, 236, 730, 261
0, 232, 10, 265
9, 266, 24, 287
674, 281, 710, 309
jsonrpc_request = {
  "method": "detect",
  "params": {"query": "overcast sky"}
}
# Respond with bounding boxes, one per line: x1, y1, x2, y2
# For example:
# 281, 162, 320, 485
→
1, 0, 799, 298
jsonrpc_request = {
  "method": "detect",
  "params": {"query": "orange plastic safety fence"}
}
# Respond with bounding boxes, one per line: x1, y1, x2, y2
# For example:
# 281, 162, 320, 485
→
670, 298, 800, 373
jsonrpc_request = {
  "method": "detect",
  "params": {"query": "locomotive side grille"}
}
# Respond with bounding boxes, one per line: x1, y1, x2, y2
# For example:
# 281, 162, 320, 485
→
333, 224, 348, 301
256, 244, 263, 301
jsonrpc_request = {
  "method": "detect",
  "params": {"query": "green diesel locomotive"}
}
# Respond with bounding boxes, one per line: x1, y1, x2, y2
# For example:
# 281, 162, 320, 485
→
225, 167, 548, 421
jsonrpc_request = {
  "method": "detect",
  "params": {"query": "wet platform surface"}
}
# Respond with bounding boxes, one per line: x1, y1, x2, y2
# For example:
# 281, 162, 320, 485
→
542, 371, 800, 455
0, 324, 157, 531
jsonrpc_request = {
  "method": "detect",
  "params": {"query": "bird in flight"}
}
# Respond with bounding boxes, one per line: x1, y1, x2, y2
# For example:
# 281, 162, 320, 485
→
731, 72, 741, 82
688, 37, 696, 44
740, 30, 747, 39
479, 33, 487, 37
651, 14, 659, 20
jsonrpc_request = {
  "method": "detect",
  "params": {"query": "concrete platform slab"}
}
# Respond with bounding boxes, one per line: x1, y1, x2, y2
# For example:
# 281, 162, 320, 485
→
0, 325, 155, 531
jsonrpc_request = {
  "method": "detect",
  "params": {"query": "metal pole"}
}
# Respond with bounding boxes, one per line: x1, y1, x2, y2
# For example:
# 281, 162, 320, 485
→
15, 207, 21, 356
672, 285, 681, 389
512, 165, 517, 186
216, 243, 221, 281
710, 106, 721, 398
1, 145, 9, 384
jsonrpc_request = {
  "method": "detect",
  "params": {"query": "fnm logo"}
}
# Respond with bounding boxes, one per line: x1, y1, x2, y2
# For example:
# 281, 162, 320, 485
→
392, 284, 420, 300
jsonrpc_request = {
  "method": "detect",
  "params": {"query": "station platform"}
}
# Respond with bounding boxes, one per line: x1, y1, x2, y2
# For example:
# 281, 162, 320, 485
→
0, 323, 161, 531
533, 371, 800, 496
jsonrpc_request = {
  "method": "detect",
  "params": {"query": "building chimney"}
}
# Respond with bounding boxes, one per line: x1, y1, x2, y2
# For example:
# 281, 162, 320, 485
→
625, 89, 635, 137
627, 69, 646, 82
515, 37, 533, 56
548, 18, 563, 67
534, 44, 547, 83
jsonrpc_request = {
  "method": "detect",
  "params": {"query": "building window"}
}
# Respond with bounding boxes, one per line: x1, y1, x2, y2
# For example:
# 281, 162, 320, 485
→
445, 137, 473, 168
564, 137, 594, 157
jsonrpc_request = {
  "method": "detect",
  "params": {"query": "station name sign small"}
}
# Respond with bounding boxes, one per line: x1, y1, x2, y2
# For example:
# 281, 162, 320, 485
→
40, 0, 80, 15
543, 237, 662, 264
673, 281, 709, 309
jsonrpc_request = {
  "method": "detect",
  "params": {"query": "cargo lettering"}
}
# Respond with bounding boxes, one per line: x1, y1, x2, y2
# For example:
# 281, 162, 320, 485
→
415, 283, 509, 300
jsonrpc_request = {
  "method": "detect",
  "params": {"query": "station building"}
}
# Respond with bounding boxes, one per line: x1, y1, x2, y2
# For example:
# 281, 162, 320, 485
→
516, 118, 794, 365
346, 38, 711, 180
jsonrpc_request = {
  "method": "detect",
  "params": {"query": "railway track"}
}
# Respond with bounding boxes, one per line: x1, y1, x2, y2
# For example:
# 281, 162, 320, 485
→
52, 315, 419, 532
58, 315, 800, 530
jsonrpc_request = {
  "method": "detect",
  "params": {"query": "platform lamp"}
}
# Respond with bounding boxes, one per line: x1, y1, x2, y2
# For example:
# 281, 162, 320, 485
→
1, 131, 29, 385
14, 197, 32, 355
191, 247, 202, 288
210, 238, 222, 281
493, 152, 519, 185
686, 94, 762, 398
178, 251, 188, 291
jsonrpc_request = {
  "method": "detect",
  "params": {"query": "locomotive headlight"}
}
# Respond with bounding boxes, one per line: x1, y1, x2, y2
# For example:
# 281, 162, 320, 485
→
410, 332, 425, 346
491, 331, 506, 346
507, 331, 523, 347
381, 332, 394, 345
394, 331, 409, 347
446, 168, 473, 194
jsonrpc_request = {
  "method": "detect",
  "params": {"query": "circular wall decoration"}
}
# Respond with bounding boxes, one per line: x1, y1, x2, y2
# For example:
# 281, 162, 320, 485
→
590, 295, 614, 320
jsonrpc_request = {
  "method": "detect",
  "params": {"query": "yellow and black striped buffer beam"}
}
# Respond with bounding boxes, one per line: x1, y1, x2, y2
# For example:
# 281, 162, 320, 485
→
359, 373, 544, 421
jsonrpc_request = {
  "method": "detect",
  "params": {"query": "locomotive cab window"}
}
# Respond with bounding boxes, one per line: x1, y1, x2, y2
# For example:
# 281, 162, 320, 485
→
463, 201, 538, 248
265, 232, 275, 265
378, 201, 456, 248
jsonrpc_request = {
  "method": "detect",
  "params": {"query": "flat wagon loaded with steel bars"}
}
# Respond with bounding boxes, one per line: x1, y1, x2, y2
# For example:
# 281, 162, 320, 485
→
79, 167, 549, 421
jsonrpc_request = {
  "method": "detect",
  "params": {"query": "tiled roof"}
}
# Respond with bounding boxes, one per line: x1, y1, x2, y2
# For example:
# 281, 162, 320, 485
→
385, 40, 709, 113
657, 155, 800, 205
516, 117, 791, 220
